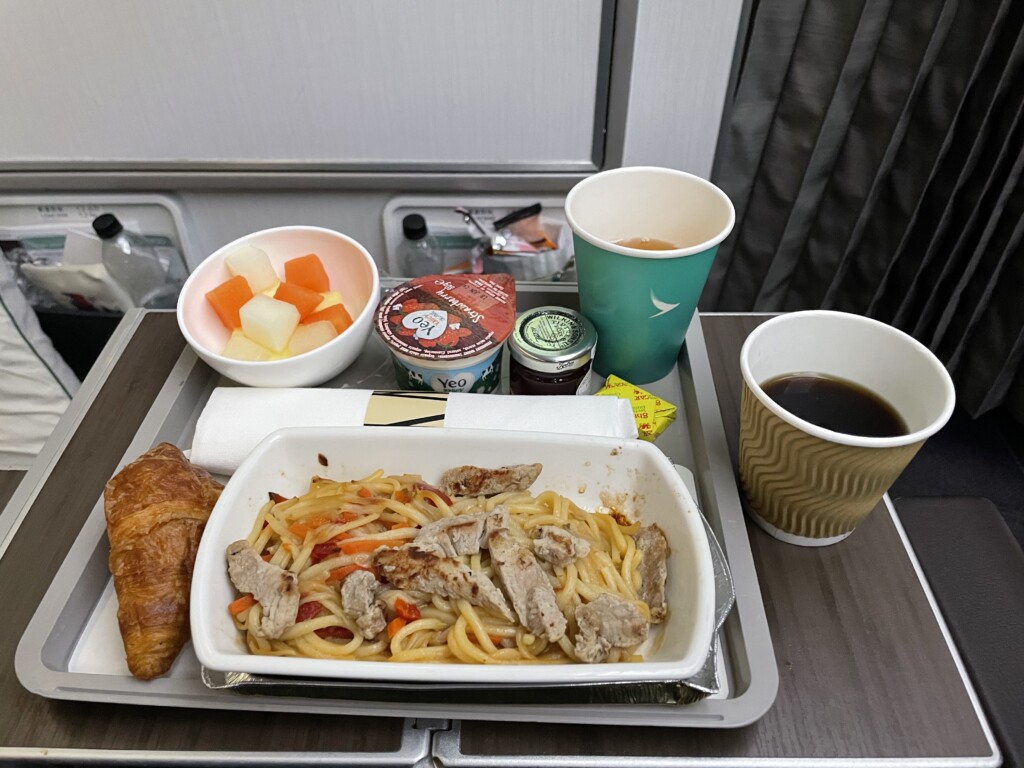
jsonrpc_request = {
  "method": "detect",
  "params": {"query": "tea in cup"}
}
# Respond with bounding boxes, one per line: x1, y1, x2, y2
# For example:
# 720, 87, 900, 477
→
565, 166, 735, 384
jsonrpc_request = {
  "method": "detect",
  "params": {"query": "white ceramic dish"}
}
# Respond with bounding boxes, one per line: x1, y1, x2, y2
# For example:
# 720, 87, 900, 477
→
190, 427, 716, 685
177, 225, 380, 388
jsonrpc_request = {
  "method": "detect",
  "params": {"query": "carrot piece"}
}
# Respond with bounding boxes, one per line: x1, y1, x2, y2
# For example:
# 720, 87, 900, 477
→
284, 253, 330, 292
357, 487, 373, 498
394, 597, 421, 621
389, 521, 412, 530
393, 488, 411, 504
386, 617, 407, 639
339, 511, 361, 522
228, 594, 256, 616
339, 538, 396, 555
328, 564, 374, 582
205, 275, 253, 330
488, 634, 503, 646
289, 514, 334, 539
302, 303, 353, 334
273, 281, 323, 319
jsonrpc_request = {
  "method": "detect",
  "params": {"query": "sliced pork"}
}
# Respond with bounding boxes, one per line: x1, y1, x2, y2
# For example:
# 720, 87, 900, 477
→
374, 543, 513, 621
574, 593, 649, 663
226, 540, 300, 639
437, 463, 542, 497
634, 524, 669, 623
340, 569, 386, 639
532, 525, 591, 567
415, 513, 484, 558
487, 527, 566, 643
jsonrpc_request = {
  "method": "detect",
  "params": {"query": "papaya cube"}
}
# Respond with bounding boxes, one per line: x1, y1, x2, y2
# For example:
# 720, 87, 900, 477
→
274, 281, 323, 319
302, 303, 353, 334
205, 275, 253, 330
284, 253, 330, 293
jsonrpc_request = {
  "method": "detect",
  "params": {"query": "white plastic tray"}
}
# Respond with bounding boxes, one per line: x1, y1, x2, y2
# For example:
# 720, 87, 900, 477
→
16, 309, 779, 728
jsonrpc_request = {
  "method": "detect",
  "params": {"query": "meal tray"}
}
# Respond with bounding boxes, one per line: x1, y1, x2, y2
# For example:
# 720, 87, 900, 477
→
15, 309, 779, 728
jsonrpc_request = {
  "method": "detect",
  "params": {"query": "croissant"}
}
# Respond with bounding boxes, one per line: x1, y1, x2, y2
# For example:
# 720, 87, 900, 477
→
103, 442, 222, 680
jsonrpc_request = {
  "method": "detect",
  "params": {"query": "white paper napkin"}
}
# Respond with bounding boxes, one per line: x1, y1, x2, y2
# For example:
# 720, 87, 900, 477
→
190, 388, 638, 475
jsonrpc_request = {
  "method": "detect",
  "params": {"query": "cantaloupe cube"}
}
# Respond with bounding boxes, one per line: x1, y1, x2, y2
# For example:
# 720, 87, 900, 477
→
221, 330, 274, 361
239, 294, 300, 352
225, 245, 279, 293
314, 291, 342, 312
288, 320, 338, 356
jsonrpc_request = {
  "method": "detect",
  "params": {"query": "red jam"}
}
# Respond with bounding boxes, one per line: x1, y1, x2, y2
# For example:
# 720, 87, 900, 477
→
507, 307, 598, 396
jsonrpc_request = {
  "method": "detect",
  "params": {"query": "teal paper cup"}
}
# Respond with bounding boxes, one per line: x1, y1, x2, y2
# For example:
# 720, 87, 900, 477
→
565, 166, 735, 383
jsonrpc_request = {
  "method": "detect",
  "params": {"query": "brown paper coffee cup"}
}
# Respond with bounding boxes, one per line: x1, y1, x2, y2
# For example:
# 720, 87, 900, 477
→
738, 311, 955, 547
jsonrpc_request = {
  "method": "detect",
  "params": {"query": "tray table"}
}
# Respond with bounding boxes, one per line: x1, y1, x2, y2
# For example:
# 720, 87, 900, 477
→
16, 303, 778, 728
0, 305, 1000, 766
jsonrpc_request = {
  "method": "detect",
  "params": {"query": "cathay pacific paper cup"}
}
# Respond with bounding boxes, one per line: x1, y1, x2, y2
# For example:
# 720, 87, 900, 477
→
565, 167, 735, 383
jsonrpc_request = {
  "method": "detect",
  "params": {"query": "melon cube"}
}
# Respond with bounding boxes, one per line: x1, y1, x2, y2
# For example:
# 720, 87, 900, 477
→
239, 294, 300, 352
221, 330, 274, 361
314, 291, 343, 312
225, 245, 279, 294
288, 320, 338, 356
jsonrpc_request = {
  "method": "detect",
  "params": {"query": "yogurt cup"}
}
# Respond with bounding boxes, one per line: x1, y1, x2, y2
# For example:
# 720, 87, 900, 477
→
375, 274, 516, 393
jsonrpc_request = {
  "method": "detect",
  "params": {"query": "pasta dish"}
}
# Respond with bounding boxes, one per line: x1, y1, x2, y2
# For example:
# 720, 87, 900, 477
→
224, 463, 669, 665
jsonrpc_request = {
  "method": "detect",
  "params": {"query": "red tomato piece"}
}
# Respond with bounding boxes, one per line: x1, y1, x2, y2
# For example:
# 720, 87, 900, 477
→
310, 542, 340, 563
296, 601, 322, 622
315, 625, 355, 640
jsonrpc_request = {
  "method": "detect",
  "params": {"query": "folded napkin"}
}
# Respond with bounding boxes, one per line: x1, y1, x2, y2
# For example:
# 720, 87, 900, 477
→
190, 388, 638, 475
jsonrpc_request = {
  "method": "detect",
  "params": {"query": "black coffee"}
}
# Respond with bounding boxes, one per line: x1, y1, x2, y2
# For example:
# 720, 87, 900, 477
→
761, 373, 908, 438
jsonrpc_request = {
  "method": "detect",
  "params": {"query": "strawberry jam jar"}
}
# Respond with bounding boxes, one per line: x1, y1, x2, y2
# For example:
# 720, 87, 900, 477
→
508, 306, 598, 395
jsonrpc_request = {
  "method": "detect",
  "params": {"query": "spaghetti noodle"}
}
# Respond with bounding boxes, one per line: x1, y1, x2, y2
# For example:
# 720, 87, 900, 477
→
228, 469, 663, 664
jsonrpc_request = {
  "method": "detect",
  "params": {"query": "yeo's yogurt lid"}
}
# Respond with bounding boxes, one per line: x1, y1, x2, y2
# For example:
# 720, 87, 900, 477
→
375, 274, 516, 361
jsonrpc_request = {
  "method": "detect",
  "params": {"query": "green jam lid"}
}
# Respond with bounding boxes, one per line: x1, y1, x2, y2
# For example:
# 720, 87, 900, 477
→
509, 306, 598, 374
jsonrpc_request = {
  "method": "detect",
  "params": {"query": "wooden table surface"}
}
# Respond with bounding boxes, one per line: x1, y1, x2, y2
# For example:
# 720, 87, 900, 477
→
0, 312, 995, 766
458, 314, 995, 763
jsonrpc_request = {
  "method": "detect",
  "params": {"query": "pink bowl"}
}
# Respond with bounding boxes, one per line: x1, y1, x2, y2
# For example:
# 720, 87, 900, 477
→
177, 226, 380, 387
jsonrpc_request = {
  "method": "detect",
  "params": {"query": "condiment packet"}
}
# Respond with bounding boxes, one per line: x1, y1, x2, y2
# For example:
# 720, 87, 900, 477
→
491, 203, 558, 254
594, 374, 677, 441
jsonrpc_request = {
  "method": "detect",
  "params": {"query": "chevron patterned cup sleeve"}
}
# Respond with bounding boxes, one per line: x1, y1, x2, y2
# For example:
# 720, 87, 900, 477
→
739, 382, 925, 544
565, 166, 736, 384
738, 311, 956, 547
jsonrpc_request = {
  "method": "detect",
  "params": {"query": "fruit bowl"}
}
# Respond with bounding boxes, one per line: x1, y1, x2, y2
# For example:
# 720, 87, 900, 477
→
177, 226, 380, 387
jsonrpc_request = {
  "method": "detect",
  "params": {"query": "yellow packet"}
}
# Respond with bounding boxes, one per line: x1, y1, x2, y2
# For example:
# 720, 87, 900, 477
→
594, 375, 677, 442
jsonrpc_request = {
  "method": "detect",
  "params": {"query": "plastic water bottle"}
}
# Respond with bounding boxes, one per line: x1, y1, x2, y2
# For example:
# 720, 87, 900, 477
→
398, 214, 443, 277
92, 214, 176, 308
